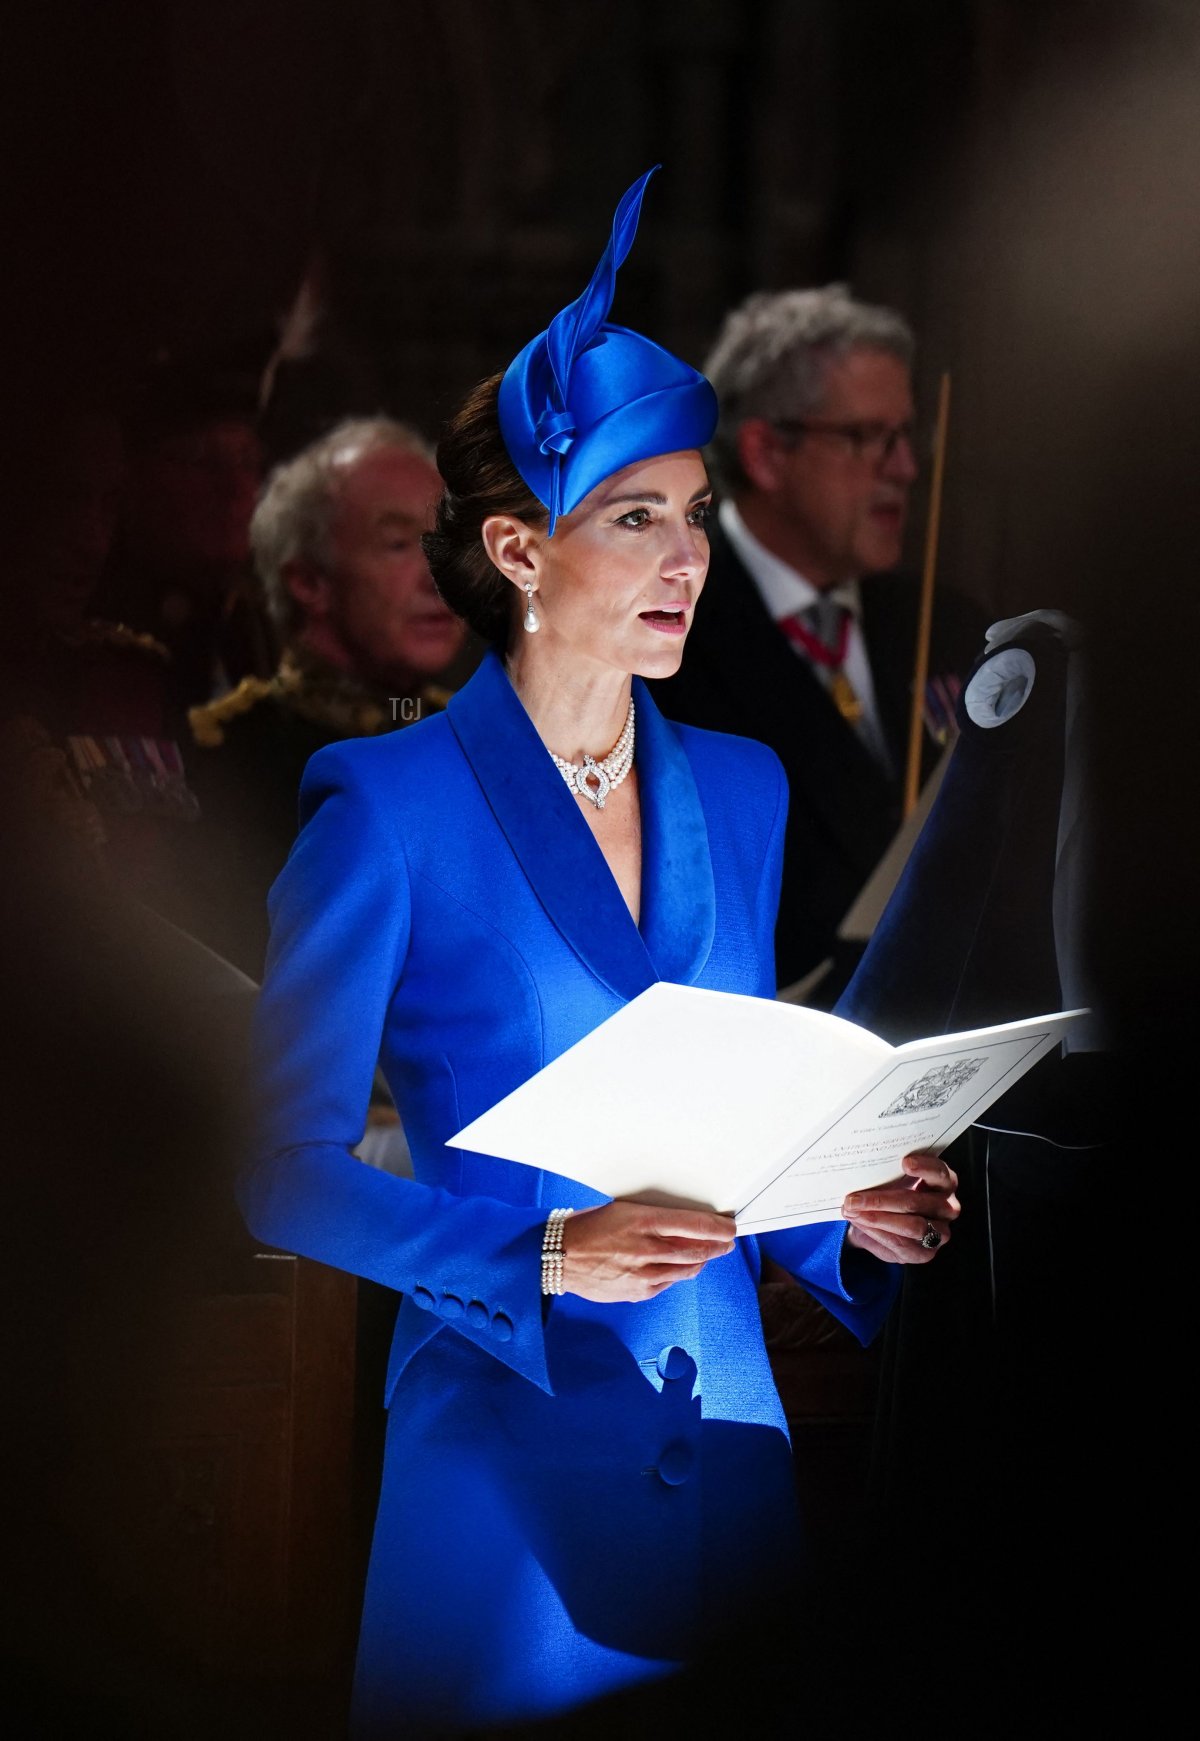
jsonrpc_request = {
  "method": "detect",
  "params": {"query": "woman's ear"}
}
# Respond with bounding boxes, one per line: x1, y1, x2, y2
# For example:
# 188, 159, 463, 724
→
482, 515, 541, 597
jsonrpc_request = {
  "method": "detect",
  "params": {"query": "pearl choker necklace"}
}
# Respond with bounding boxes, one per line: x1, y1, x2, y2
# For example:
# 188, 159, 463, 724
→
550, 698, 635, 809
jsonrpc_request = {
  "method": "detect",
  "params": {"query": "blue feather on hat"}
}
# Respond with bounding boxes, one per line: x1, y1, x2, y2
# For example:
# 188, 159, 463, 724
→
498, 167, 717, 534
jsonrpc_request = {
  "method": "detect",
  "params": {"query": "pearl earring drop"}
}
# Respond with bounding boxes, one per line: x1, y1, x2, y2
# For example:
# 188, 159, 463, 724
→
523, 582, 541, 633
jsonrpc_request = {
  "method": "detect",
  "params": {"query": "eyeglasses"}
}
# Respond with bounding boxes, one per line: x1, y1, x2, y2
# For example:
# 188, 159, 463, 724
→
772, 418, 917, 465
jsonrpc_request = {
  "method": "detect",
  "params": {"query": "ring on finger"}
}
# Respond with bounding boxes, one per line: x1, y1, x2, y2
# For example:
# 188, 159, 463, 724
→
920, 1220, 942, 1250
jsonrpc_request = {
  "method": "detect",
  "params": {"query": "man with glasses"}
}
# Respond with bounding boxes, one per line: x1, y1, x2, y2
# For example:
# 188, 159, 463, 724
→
651, 284, 987, 1005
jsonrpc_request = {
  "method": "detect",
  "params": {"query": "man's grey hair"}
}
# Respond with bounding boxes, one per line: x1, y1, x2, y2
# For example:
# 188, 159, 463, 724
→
251, 416, 435, 636
704, 285, 915, 492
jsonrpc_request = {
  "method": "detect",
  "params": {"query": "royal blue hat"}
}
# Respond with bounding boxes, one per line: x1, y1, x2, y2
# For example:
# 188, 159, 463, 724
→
498, 166, 718, 536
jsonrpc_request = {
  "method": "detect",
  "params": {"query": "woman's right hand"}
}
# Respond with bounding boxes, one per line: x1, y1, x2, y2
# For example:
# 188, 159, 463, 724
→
560, 1201, 737, 1303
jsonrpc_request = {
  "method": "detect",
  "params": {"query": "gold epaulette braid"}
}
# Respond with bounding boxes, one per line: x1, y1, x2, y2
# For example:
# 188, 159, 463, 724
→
188, 676, 277, 749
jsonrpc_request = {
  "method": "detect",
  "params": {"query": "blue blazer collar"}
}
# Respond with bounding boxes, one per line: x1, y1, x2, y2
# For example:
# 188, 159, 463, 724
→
447, 651, 714, 1001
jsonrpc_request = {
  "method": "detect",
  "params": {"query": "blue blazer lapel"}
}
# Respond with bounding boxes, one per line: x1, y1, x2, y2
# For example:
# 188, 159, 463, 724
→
448, 652, 653, 1002
447, 653, 714, 1000
633, 677, 715, 986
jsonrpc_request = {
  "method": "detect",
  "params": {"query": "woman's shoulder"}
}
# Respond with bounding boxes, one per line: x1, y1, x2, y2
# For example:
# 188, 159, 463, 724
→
663, 716, 788, 848
300, 711, 459, 805
669, 716, 787, 796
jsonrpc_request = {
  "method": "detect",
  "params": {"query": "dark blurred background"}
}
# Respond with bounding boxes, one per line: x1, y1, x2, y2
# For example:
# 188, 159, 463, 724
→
1, 0, 1191, 1733
7, 0, 1200, 620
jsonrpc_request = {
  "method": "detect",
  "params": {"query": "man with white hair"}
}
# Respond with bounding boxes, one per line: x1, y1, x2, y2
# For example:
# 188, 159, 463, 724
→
651, 285, 987, 1004
180, 417, 475, 978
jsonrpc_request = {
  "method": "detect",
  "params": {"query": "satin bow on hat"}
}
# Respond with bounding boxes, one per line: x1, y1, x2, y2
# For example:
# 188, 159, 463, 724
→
498, 166, 718, 535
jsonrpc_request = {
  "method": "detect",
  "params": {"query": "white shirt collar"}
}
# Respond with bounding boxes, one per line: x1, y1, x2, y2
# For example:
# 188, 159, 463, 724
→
718, 498, 860, 623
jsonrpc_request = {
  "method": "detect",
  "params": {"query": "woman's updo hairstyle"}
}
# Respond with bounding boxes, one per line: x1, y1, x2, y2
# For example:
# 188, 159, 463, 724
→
422, 374, 548, 652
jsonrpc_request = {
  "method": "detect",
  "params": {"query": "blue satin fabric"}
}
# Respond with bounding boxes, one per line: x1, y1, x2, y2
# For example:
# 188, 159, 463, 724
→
240, 651, 896, 1731
498, 168, 718, 532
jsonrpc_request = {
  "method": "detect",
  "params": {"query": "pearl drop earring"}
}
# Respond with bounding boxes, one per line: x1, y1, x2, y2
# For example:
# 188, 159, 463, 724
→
523, 582, 541, 633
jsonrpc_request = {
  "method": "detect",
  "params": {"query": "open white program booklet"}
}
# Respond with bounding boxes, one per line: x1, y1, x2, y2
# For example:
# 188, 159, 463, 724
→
448, 982, 1088, 1234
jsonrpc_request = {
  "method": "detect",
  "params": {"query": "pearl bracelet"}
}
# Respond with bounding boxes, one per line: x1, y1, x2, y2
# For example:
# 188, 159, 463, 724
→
541, 1207, 574, 1296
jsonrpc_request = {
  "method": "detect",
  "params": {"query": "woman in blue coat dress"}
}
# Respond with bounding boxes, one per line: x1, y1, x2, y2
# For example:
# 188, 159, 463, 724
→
240, 169, 960, 1735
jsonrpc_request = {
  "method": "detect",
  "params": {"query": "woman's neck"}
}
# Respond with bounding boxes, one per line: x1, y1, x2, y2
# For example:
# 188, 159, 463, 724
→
505, 643, 633, 765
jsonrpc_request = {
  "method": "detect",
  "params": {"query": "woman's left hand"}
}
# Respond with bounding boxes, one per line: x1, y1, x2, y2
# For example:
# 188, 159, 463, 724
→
842, 1151, 960, 1265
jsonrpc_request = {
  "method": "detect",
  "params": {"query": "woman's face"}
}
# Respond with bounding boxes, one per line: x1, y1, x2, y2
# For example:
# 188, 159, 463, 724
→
526, 450, 712, 678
